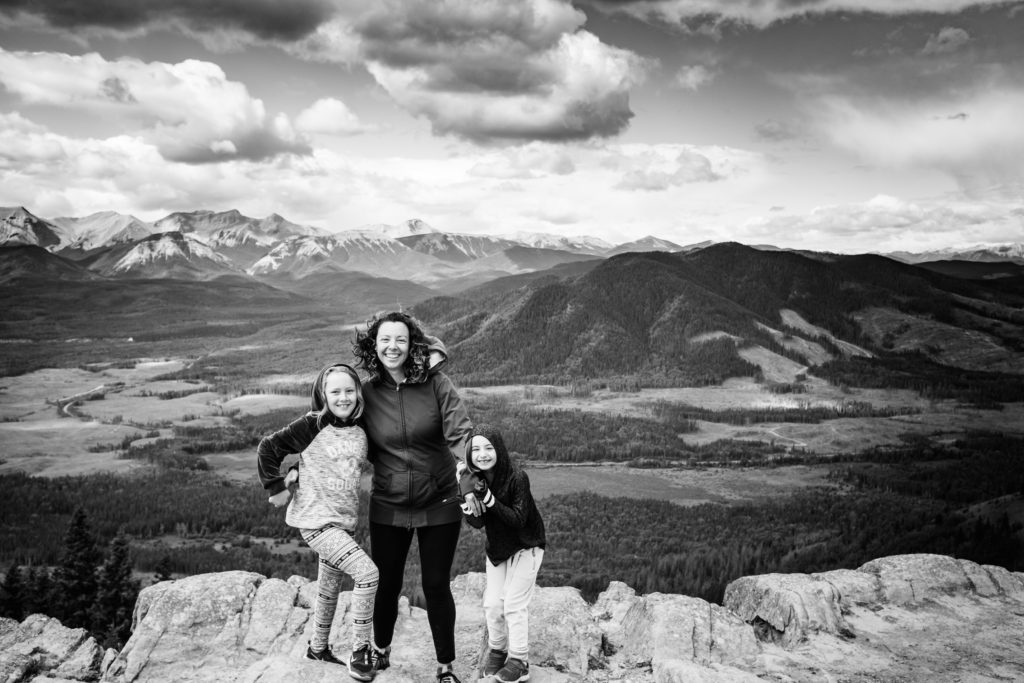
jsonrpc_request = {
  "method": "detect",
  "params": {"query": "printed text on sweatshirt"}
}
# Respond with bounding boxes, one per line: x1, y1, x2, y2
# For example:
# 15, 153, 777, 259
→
257, 413, 368, 531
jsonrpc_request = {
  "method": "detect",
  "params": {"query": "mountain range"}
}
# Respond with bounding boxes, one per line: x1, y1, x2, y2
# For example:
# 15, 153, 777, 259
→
3, 204, 1023, 387
4, 205, 1022, 290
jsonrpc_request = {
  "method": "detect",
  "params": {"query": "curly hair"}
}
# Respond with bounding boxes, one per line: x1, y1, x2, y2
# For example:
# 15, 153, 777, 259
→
353, 310, 431, 383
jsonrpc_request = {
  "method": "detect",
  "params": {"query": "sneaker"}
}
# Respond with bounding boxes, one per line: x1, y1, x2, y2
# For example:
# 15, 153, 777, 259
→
370, 645, 390, 671
483, 648, 507, 676
348, 644, 374, 681
437, 665, 462, 683
305, 645, 344, 665
494, 658, 529, 682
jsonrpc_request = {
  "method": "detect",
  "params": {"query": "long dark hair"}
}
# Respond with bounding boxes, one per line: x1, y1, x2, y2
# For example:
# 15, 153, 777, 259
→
353, 311, 431, 383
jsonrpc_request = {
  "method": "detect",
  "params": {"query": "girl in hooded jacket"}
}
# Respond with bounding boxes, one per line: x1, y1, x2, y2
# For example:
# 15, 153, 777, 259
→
458, 424, 546, 683
257, 363, 378, 682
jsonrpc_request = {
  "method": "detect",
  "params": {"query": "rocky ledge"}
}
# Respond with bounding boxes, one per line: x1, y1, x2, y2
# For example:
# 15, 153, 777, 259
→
1, 553, 1022, 682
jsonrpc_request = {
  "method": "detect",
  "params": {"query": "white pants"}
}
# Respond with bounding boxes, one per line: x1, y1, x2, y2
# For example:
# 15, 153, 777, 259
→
483, 547, 544, 661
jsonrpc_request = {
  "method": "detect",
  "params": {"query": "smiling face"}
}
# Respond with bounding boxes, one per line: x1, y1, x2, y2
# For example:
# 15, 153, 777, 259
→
323, 370, 358, 420
469, 435, 498, 471
375, 320, 410, 381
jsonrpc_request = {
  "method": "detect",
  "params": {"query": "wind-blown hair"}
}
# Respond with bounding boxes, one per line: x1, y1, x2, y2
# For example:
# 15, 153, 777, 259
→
353, 311, 431, 383
310, 363, 363, 429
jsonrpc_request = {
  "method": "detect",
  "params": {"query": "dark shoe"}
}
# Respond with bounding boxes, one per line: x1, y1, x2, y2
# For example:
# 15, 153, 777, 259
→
348, 644, 374, 681
437, 665, 462, 683
305, 645, 344, 665
483, 648, 507, 676
370, 644, 390, 671
494, 658, 529, 682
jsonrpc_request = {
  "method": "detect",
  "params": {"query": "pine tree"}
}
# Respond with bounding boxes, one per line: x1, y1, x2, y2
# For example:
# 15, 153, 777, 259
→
53, 507, 101, 630
0, 563, 25, 620
92, 532, 139, 649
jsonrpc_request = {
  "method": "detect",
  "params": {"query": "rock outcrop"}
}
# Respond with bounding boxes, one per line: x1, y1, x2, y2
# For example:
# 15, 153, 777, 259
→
5, 554, 1023, 682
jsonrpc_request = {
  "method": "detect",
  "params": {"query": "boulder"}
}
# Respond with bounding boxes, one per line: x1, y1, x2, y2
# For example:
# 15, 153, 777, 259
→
723, 572, 851, 647
0, 613, 104, 681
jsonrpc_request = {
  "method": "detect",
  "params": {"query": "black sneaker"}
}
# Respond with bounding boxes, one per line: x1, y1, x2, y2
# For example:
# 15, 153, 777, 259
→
494, 658, 529, 682
370, 645, 390, 671
483, 648, 507, 676
436, 666, 462, 683
348, 644, 374, 681
305, 645, 344, 665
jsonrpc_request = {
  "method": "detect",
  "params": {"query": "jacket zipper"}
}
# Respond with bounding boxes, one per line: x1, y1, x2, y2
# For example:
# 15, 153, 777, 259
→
396, 380, 413, 529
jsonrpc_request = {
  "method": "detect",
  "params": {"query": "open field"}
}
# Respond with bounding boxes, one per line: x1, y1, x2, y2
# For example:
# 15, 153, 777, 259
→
3, 355, 1022, 507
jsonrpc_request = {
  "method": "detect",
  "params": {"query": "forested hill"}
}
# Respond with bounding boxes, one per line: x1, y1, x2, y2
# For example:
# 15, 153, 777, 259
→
413, 243, 1024, 386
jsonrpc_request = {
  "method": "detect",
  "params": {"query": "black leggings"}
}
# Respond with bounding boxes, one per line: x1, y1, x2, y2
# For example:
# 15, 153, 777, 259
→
370, 520, 462, 664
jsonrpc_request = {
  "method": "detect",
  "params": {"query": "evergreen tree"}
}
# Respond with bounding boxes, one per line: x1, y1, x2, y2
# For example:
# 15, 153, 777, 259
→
152, 555, 173, 583
53, 507, 101, 630
0, 563, 24, 620
92, 532, 139, 649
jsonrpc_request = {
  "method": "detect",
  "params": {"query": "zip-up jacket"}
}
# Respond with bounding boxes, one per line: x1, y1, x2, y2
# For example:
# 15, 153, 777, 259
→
459, 424, 546, 565
362, 360, 472, 527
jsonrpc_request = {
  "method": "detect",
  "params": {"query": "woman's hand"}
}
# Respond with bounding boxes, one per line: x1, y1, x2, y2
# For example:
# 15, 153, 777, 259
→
473, 479, 495, 509
285, 468, 299, 490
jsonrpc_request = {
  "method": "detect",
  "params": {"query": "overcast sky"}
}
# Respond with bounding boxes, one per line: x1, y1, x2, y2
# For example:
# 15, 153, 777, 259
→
1, 0, 1022, 252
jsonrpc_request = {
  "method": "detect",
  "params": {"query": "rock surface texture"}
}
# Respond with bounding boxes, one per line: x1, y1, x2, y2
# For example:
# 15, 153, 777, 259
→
4, 554, 1023, 682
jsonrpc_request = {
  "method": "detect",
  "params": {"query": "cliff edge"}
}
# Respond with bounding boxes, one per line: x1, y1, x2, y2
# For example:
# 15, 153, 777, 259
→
1, 553, 1022, 682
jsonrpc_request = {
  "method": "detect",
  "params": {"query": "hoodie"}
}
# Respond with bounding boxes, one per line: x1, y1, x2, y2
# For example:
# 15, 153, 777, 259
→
459, 424, 546, 565
361, 341, 473, 527
257, 363, 368, 531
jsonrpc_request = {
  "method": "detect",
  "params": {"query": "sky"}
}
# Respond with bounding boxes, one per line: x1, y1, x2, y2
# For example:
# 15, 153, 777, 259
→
0, 0, 1022, 253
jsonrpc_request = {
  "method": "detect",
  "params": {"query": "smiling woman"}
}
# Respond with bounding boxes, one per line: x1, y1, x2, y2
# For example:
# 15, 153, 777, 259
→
352, 310, 473, 683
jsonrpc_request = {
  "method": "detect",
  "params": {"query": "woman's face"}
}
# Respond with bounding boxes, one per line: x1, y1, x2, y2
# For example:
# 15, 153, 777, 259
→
470, 435, 497, 471
375, 321, 410, 378
323, 370, 358, 419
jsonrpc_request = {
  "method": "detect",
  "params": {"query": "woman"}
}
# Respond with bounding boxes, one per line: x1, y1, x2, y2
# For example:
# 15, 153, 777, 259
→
353, 310, 473, 683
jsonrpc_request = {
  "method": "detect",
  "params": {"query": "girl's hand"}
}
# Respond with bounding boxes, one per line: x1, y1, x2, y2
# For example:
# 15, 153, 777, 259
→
463, 492, 484, 517
269, 489, 291, 507
285, 468, 299, 489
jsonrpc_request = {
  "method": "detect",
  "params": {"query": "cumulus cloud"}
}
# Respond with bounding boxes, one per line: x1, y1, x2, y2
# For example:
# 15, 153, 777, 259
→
921, 26, 971, 55
674, 64, 716, 91
743, 194, 1024, 252
581, 1, 1011, 29
0, 47, 309, 163
814, 88, 1024, 199
295, 98, 368, 135
468, 143, 577, 179
358, 0, 647, 142
0, 0, 335, 43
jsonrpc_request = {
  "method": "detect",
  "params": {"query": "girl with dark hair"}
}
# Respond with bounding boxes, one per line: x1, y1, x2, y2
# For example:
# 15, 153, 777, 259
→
458, 424, 545, 683
353, 311, 474, 683
257, 363, 378, 681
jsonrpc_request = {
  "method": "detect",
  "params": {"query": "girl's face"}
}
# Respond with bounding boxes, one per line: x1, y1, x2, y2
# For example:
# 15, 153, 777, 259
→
324, 371, 358, 419
470, 435, 497, 471
375, 321, 410, 378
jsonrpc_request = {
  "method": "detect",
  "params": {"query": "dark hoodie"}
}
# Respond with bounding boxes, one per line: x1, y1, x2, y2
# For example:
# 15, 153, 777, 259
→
257, 363, 367, 530
459, 424, 546, 565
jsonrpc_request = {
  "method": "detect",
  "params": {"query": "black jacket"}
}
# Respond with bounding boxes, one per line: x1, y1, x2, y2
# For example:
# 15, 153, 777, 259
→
459, 424, 546, 564
362, 358, 472, 527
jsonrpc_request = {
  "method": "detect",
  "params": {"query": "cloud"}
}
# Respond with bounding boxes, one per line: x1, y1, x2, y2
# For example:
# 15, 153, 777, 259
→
814, 88, 1024, 199
0, 47, 309, 163
673, 64, 716, 91
357, 0, 647, 142
581, 1, 1012, 29
755, 119, 802, 142
295, 98, 369, 135
0, 0, 336, 43
468, 143, 577, 179
743, 194, 1024, 252
921, 26, 971, 55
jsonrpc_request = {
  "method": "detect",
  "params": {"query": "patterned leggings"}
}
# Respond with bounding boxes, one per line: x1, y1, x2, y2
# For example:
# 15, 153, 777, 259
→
300, 525, 379, 652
